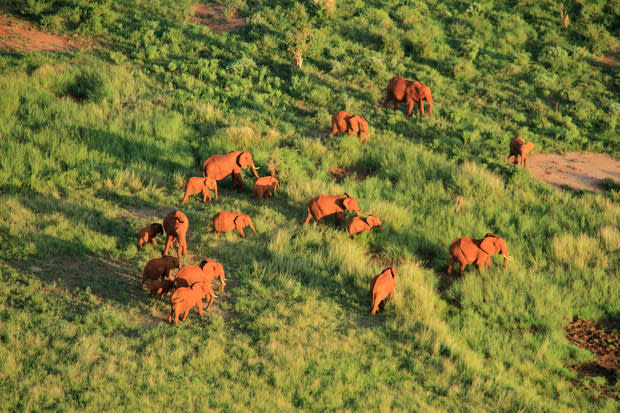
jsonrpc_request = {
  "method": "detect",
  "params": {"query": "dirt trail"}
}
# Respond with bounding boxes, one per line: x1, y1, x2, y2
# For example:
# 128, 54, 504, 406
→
191, 3, 244, 33
0, 14, 87, 52
527, 152, 620, 192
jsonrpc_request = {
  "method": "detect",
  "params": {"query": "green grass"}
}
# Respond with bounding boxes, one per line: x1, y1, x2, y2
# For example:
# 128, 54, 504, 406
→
1, 0, 619, 411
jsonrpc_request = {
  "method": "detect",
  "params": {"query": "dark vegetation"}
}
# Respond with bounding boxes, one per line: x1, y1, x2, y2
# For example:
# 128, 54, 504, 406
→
0, 0, 618, 410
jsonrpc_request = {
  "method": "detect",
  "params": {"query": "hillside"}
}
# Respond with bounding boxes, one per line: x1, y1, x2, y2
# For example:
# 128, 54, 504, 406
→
0, 0, 619, 411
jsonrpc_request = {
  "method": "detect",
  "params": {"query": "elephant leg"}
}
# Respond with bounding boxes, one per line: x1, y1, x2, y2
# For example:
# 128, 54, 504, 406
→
236, 226, 246, 238
418, 100, 425, 117
197, 300, 204, 316
447, 257, 455, 275
163, 235, 174, 256
428, 101, 433, 117
335, 211, 346, 224
150, 237, 157, 244
202, 189, 208, 203
182, 311, 188, 322
232, 172, 243, 191
407, 100, 414, 116
182, 192, 190, 205
459, 263, 466, 276
169, 308, 174, 323
303, 208, 313, 225
206, 294, 214, 309
393, 101, 398, 110
383, 95, 391, 108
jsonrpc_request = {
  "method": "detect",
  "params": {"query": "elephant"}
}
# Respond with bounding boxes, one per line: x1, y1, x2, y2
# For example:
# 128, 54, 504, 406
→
325, 111, 369, 144
149, 279, 174, 298
447, 233, 513, 276
141, 255, 180, 288
202, 150, 259, 191
509, 137, 535, 168
253, 176, 279, 201
163, 210, 189, 266
383, 76, 434, 117
200, 259, 227, 291
169, 282, 214, 324
182, 177, 218, 204
138, 223, 164, 248
211, 211, 256, 238
370, 267, 397, 315
304, 193, 360, 225
348, 215, 382, 235
175, 260, 226, 292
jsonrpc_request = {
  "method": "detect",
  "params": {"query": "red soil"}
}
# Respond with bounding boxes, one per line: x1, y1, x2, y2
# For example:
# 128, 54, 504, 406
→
191, 3, 244, 33
0, 14, 87, 52
528, 152, 620, 192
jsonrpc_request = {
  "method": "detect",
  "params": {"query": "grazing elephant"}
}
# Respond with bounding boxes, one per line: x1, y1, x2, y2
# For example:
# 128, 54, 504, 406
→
326, 111, 369, 144
169, 283, 214, 324
138, 223, 164, 248
211, 211, 256, 238
304, 193, 360, 225
202, 151, 259, 191
141, 255, 180, 288
200, 259, 227, 291
253, 176, 279, 201
182, 177, 218, 204
383, 76, 434, 117
150, 279, 174, 298
448, 234, 512, 276
370, 267, 397, 315
509, 137, 535, 168
348, 215, 382, 235
163, 210, 189, 266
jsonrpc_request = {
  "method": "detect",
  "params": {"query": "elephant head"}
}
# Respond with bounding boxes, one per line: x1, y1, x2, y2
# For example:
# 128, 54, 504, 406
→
479, 234, 512, 268
342, 193, 360, 216
348, 115, 369, 140
163, 255, 181, 271
270, 177, 278, 193
237, 151, 260, 178
150, 223, 164, 236
366, 215, 382, 231
405, 81, 422, 102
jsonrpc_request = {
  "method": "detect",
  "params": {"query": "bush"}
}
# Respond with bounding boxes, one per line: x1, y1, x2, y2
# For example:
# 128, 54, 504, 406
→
67, 69, 107, 102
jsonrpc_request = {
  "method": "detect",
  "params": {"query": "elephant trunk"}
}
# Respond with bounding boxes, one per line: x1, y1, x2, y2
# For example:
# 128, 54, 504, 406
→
500, 243, 512, 268
250, 164, 259, 178
249, 220, 257, 234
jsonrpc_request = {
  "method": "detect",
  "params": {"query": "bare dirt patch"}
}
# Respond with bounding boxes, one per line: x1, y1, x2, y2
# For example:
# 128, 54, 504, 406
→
191, 3, 244, 33
0, 14, 88, 52
527, 152, 620, 192
566, 317, 620, 400
328, 166, 371, 183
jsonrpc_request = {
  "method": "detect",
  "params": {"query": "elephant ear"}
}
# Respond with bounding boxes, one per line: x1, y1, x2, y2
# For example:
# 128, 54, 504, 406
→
389, 267, 397, 279
348, 116, 361, 132
237, 152, 251, 169
479, 236, 496, 255
367, 215, 381, 227
406, 82, 420, 101
342, 197, 356, 211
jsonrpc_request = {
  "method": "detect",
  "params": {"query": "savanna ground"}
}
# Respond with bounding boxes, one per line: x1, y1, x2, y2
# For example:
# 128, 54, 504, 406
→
0, 0, 619, 411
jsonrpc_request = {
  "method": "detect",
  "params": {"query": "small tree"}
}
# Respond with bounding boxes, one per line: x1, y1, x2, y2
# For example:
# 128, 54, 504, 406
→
560, 4, 569, 28
287, 24, 313, 69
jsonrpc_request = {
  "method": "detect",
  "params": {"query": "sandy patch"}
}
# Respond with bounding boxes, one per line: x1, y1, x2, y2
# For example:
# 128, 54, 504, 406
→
191, 3, 244, 33
527, 152, 620, 192
0, 14, 87, 52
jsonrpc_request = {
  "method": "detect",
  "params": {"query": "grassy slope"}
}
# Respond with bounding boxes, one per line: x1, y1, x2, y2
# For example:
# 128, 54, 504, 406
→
0, 0, 619, 411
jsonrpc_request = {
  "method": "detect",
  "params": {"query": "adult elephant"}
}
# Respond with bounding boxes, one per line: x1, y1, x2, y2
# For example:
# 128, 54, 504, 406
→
202, 151, 259, 191
447, 233, 512, 276
304, 193, 360, 225
383, 76, 433, 117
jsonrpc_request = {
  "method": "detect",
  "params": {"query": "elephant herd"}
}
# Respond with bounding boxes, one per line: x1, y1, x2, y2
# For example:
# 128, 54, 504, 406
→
135, 75, 529, 323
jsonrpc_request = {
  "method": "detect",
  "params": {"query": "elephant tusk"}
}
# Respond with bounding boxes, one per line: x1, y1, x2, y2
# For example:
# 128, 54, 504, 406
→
211, 293, 218, 298
503, 254, 513, 261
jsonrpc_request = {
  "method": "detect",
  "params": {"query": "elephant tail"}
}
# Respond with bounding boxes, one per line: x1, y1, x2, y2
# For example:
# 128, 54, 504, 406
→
182, 180, 188, 191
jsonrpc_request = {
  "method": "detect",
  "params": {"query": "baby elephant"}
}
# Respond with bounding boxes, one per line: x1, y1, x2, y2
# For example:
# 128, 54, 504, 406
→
509, 137, 535, 168
253, 176, 278, 201
149, 279, 174, 298
182, 177, 218, 204
326, 111, 369, 143
370, 267, 397, 315
138, 223, 164, 248
348, 215, 382, 235
169, 282, 214, 324
211, 211, 256, 238
141, 255, 180, 289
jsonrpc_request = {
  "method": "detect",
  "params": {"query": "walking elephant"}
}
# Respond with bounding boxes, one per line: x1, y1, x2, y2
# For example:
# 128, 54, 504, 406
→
448, 234, 512, 276
211, 211, 256, 238
182, 177, 218, 204
304, 193, 360, 225
253, 176, 278, 201
163, 210, 189, 266
326, 111, 369, 143
383, 76, 433, 117
370, 267, 397, 315
202, 151, 259, 191
509, 137, 535, 168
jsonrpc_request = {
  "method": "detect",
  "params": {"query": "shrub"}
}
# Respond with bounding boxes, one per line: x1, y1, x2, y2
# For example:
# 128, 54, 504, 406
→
67, 69, 107, 102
